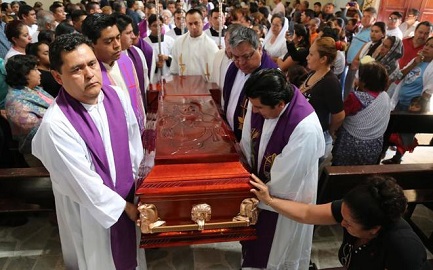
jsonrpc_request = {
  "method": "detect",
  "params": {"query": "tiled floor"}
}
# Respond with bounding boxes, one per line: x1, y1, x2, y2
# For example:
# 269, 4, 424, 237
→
1, 141, 433, 270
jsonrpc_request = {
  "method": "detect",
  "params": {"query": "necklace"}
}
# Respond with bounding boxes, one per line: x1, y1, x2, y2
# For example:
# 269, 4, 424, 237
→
299, 70, 328, 93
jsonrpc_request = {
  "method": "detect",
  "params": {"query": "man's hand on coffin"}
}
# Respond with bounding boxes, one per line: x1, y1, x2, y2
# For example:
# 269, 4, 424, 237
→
124, 202, 139, 222
249, 174, 273, 206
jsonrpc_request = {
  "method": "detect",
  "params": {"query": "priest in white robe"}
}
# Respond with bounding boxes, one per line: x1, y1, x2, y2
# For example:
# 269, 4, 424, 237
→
32, 34, 146, 270
170, 9, 218, 76
240, 69, 325, 270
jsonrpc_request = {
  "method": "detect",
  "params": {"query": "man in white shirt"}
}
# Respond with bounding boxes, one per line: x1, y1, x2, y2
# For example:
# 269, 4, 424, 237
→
387, 11, 403, 40
204, 8, 226, 48
18, 5, 38, 38
32, 33, 145, 270
170, 9, 218, 76
166, 8, 188, 40
399, 8, 420, 38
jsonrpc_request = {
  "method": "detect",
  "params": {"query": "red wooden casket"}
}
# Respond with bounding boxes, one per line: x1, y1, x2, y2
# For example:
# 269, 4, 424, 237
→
136, 76, 257, 248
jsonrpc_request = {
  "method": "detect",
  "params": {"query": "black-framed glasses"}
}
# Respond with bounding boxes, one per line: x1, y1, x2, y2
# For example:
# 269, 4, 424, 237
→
340, 242, 353, 268
232, 50, 256, 62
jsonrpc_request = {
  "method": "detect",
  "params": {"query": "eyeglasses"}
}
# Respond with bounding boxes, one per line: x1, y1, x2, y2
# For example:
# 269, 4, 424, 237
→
340, 243, 353, 268
388, 17, 399, 21
232, 50, 256, 62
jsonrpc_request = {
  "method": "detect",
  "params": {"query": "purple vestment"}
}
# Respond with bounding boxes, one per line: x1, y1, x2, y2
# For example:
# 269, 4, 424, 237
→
57, 86, 137, 270
127, 46, 147, 110
222, 52, 277, 141
242, 88, 314, 268
99, 54, 145, 134
136, 38, 155, 80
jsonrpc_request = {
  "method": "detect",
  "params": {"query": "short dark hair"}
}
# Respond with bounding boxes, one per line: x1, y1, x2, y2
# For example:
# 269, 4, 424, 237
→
185, 8, 203, 19
363, 7, 377, 16
244, 69, 294, 107
415, 21, 432, 32
372, 21, 386, 35
49, 33, 93, 73
314, 2, 321, 6
407, 8, 420, 17
55, 21, 76, 36
389, 11, 402, 19
126, 0, 135, 9
112, 1, 125, 13
147, 14, 161, 26
71, 9, 88, 22
358, 62, 389, 92
82, 13, 117, 44
5, 55, 39, 88
343, 175, 407, 229
38, 30, 56, 44
49, 2, 64, 13
5, 20, 26, 44
112, 12, 133, 33
25, 41, 48, 57
303, 9, 315, 19
85, 1, 100, 13
17, 4, 33, 19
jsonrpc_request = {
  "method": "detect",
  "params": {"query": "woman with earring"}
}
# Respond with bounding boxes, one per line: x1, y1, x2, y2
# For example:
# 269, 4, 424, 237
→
4, 20, 32, 61
249, 174, 430, 270
301, 37, 345, 161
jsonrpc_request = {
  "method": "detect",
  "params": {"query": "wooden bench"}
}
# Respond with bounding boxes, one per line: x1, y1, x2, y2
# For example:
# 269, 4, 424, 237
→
317, 163, 433, 253
0, 167, 54, 213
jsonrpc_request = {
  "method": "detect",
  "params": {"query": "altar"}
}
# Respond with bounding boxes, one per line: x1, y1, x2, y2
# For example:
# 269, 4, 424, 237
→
136, 76, 257, 248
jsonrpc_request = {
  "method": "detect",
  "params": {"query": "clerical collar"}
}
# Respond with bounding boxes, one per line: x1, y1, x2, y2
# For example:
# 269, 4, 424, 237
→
174, 27, 187, 35
209, 27, 226, 37
148, 34, 165, 43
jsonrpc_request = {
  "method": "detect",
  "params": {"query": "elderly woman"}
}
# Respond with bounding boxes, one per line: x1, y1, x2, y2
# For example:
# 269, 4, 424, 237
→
263, 13, 288, 60
301, 37, 345, 160
4, 20, 32, 61
332, 62, 391, 165
5, 55, 53, 166
250, 174, 430, 270
383, 36, 433, 164
375, 36, 403, 83
275, 23, 310, 72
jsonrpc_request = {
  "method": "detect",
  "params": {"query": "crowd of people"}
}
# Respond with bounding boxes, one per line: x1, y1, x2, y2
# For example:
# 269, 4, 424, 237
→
0, 0, 431, 269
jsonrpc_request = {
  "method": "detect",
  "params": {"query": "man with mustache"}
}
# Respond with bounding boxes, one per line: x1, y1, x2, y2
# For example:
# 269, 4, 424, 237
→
32, 33, 145, 270
82, 14, 146, 135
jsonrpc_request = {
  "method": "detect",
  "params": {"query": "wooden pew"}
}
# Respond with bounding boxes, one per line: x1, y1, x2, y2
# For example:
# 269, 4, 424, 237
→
0, 167, 54, 213
317, 164, 433, 253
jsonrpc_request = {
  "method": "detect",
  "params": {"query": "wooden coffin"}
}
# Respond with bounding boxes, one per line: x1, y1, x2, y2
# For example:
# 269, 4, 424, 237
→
136, 76, 257, 248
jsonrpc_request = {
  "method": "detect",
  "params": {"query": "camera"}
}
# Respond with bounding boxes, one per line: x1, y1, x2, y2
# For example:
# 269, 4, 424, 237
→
348, 1, 356, 6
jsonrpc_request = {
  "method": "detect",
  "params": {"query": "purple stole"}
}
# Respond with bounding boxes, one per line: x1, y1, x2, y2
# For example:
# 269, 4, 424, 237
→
57, 86, 137, 270
127, 46, 147, 110
99, 54, 145, 134
138, 20, 148, 38
136, 38, 154, 79
203, 22, 210, 31
241, 88, 314, 269
222, 52, 277, 141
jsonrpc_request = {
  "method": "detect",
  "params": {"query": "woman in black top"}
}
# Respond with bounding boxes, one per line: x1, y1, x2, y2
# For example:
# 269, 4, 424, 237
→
26, 42, 61, 97
275, 23, 310, 72
249, 174, 430, 270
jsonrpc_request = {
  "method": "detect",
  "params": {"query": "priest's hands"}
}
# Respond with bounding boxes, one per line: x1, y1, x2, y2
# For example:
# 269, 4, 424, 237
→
124, 202, 139, 222
249, 174, 273, 206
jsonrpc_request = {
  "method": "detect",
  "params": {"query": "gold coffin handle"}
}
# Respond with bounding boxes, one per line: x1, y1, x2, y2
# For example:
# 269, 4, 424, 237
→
138, 198, 259, 234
